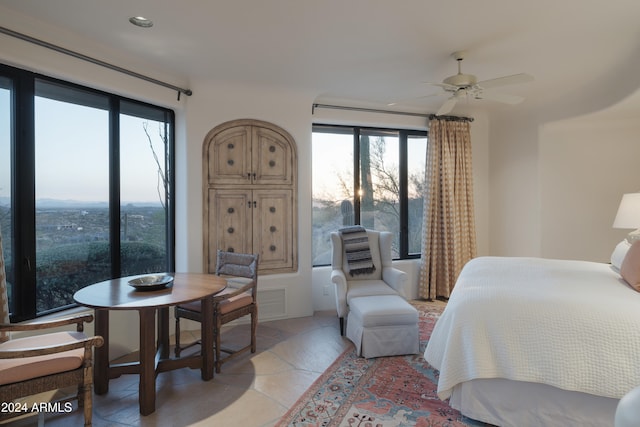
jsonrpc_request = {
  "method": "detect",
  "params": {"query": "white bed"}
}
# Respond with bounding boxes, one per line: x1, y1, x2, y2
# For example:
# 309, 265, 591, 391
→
424, 247, 640, 427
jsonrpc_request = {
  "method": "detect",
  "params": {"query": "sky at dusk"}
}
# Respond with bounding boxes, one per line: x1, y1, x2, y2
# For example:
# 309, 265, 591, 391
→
0, 89, 167, 205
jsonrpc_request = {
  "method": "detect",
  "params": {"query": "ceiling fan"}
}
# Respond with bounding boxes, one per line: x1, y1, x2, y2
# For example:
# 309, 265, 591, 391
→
401, 51, 534, 115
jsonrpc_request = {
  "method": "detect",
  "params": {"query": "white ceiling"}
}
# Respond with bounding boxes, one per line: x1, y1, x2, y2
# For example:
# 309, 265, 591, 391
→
1, 0, 640, 118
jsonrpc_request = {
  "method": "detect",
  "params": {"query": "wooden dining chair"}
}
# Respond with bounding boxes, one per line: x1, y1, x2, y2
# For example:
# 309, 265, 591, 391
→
0, 231, 104, 427
175, 250, 259, 373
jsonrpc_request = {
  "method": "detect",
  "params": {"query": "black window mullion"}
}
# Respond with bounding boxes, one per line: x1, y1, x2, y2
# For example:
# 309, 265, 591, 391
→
12, 72, 36, 322
399, 131, 409, 258
165, 114, 176, 272
353, 127, 361, 225
109, 98, 121, 279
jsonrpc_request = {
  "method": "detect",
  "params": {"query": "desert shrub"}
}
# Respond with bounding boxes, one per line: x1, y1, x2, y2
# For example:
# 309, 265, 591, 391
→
36, 241, 166, 312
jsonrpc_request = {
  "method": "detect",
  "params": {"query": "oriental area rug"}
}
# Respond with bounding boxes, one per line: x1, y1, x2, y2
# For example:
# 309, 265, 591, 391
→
276, 301, 489, 427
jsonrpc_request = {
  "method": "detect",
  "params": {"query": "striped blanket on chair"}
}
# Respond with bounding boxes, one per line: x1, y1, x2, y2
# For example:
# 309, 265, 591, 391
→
339, 226, 376, 276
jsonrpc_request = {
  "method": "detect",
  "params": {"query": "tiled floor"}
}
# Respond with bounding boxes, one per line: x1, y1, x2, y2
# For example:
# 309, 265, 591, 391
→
4, 310, 351, 427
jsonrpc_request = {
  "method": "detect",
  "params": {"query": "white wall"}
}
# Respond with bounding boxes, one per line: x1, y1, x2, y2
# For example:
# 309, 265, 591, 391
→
178, 80, 316, 321
489, 95, 640, 260
540, 117, 640, 262
487, 41, 640, 259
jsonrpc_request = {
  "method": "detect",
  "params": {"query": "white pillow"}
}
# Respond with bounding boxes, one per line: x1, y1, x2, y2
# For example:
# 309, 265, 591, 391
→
621, 241, 640, 290
611, 239, 632, 271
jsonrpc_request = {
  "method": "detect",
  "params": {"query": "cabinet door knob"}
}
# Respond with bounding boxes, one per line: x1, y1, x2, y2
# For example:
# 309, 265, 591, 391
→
269, 245, 276, 252
270, 226, 276, 232
227, 227, 234, 234
227, 247, 235, 252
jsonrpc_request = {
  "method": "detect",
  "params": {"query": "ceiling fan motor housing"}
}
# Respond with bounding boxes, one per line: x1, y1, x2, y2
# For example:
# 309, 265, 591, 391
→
443, 73, 477, 88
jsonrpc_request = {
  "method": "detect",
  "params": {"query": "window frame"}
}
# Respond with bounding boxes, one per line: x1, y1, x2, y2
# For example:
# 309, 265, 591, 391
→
1, 63, 175, 321
312, 123, 427, 265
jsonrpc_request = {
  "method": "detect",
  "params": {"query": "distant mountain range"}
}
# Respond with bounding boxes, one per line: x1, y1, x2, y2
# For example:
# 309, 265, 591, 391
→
0, 197, 162, 208
37, 199, 109, 208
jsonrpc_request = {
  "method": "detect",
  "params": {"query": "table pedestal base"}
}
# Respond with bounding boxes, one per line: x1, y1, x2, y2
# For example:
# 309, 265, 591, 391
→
93, 297, 215, 415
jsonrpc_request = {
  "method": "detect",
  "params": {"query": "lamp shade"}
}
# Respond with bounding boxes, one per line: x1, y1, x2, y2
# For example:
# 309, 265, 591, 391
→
613, 193, 640, 229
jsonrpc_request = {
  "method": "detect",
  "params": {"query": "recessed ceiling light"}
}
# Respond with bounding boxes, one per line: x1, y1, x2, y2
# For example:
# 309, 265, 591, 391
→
129, 16, 153, 28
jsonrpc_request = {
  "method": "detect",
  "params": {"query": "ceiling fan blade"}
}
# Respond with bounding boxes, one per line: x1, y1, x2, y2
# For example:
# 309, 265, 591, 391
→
437, 97, 458, 115
476, 73, 533, 89
475, 91, 525, 104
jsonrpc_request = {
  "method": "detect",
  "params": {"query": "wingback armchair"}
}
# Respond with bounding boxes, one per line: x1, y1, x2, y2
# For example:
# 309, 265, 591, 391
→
330, 229, 409, 335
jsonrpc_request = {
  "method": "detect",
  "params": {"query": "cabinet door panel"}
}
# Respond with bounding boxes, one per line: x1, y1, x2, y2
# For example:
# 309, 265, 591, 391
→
207, 126, 252, 185
203, 119, 298, 275
253, 190, 293, 271
252, 127, 293, 185
207, 189, 252, 272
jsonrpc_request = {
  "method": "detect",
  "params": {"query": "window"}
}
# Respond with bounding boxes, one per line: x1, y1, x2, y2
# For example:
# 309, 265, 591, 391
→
1, 64, 175, 321
312, 124, 427, 265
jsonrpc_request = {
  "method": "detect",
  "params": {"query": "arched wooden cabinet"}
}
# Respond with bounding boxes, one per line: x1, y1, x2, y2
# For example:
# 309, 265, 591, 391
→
203, 119, 298, 274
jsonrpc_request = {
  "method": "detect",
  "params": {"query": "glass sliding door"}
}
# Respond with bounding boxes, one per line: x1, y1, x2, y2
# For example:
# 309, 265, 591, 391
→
34, 80, 111, 313
0, 77, 13, 314
407, 134, 428, 255
311, 127, 354, 265
119, 101, 172, 275
360, 129, 400, 256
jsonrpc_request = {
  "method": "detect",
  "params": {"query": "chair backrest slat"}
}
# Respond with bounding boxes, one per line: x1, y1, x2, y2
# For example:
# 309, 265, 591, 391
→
215, 250, 259, 280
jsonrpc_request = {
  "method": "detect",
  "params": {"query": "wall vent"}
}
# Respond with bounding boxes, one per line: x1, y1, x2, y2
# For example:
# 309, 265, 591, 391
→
257, 288, 286, 320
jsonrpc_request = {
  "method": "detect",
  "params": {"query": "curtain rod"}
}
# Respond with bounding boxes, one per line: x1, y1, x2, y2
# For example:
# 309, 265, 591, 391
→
312, 103, 473, 122
0, 26, 193, 100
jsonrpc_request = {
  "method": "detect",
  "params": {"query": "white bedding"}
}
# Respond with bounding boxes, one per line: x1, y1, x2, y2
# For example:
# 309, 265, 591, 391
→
424, 256, 640, 402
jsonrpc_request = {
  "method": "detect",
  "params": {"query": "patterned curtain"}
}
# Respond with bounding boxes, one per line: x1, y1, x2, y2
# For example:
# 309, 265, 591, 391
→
0, 228, 10, 342
419, 118, 477, 300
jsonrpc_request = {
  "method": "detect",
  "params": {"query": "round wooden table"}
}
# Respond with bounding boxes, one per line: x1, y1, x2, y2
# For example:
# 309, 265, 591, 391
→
74, 273, 226, 416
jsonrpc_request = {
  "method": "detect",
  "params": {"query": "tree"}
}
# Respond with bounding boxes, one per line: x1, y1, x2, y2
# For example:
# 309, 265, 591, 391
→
142, 122, 170, 209
311, 133, 427, 262
360, 136, 375, 229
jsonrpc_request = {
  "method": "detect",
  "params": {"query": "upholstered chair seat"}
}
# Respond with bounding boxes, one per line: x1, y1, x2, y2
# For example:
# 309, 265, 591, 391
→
0, 331, 88, 385
177, 289, 253, 316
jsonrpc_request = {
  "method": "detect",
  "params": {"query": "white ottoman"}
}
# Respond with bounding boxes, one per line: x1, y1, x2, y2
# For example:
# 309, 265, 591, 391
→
346, 294, 419, 358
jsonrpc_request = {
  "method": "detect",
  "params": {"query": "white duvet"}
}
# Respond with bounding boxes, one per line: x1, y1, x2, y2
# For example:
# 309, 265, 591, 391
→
424, 256, 640, 401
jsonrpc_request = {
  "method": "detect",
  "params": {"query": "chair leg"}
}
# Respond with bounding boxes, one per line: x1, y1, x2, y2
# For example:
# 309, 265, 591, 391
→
80, 383, 92, 427
251, 308, 258, 353
174, 315, 181, 357
214, 317, 222, 374
339, 317, 344, 336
